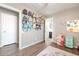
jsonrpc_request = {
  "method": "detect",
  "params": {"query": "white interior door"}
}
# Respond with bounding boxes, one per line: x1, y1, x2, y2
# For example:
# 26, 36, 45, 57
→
1, 12, 17, 46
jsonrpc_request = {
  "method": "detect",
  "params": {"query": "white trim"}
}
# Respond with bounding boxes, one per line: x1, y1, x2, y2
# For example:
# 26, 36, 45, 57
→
0, 4, 20, 12
20, 40, 44, 50
18, 8, 22, 50
0, 4, 22, 49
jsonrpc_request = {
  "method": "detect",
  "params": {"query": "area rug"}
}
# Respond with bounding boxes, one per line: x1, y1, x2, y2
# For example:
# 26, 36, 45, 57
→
37, 46, 77, 56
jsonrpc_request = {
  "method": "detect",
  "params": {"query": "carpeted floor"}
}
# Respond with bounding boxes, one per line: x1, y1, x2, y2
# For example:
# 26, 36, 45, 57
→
37, 46, 77, 56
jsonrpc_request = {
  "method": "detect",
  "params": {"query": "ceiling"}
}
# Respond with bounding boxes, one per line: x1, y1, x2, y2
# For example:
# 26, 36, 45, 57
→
4, 3, 79, 17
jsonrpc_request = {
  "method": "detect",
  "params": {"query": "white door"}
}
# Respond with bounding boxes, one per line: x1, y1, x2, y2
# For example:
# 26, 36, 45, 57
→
1, 12, 17, 46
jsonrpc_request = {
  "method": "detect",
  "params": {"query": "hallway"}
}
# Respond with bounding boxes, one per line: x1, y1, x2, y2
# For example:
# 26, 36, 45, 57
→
0, 3, 79, 56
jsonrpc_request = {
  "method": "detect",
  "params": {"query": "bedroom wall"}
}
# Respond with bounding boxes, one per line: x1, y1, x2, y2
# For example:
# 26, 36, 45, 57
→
50, 6, 79, 48
21, 24, 44, 49
1, 4, 45, 49
20, 9, 45, 49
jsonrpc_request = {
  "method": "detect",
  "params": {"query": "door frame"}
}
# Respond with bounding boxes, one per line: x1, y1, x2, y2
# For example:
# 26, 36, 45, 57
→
0, 4, 22, 49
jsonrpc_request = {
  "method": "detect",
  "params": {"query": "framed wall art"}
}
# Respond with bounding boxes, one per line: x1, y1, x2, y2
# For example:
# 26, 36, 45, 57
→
66, 20, 79, 32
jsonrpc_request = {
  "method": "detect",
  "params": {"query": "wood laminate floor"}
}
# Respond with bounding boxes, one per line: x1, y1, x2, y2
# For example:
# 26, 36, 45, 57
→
0, 41, 45, 56
50, 43, 79, 56
0, 41, 79, 56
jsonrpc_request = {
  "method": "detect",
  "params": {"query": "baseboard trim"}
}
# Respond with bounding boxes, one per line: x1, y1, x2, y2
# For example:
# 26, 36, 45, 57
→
0, 43, 18, 48
20, 40, 44, 50
0, 44, 4, 47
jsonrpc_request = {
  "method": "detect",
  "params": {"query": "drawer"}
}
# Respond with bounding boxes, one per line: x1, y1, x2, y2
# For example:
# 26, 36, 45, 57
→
65, 41, 73, 45
65, 41, 73, 43
65, 44, 73, 48
65, 39, 73, 42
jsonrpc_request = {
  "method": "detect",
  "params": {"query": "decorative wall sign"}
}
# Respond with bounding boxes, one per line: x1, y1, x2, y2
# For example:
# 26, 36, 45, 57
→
66, 20, 79, 32
22, 9, 44, 32
32, 17, 41, 30
22, 20, 32, 32
29, 16, 33, 22
35, 23, 41, 30
28, 11, 33, 17
22, 9, 27, 15
22, 16, 27, 24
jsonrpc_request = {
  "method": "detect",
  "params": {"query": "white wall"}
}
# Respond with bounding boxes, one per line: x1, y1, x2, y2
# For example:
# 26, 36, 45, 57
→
45, 18, 54, 45
45, 6, 79, 48
2, 4, 45, 49
20, 14, 44, 49
0, 7, 19, 47
21, 24, 44, 49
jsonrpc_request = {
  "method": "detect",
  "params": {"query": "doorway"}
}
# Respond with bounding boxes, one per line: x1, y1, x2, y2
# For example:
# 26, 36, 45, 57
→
0, 7, 19, 47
